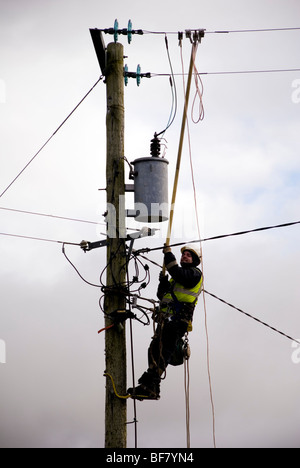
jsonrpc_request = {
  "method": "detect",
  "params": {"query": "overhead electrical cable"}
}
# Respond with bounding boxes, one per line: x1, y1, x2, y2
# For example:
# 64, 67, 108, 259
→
152, 68, 300, 78
198, 68, 300, 76
2, 220, 299, 250
0, 206, 138, 231
206, 27, 300, 34
0, 231, 80, 246
0, 206, 106, 226
0, 76, 103, 199
143, 27, 300, 35
62, 243, 102, 288
136, 220, 300, 255
205, 290, 300, 346
156, 34, 178, 138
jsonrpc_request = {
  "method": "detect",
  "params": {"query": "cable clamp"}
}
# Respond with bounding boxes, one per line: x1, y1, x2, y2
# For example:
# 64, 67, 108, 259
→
185, 29, 206, 43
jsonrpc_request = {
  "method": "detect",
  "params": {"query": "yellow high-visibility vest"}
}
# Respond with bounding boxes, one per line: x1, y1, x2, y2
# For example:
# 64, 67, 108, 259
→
161, 272, 203, 314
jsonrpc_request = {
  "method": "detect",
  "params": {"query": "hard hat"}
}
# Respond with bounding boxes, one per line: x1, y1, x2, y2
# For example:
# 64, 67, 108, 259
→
181, 245, 201, 266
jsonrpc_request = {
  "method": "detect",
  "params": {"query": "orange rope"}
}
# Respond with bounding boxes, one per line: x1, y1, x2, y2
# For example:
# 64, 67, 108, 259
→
98, 324, 114, 334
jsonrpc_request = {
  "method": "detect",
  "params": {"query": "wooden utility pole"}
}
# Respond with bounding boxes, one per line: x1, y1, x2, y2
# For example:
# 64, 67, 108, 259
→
104, 42, 127, 448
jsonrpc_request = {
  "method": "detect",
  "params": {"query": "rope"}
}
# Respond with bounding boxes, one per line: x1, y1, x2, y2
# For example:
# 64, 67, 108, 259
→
180, 40, 216, 448
162, 39, 196, 275
202, 292, 217, 448
98, 324, 114, 334
184, 358, 191, 448
179, 40, 197, 449
190, 42, 205, 123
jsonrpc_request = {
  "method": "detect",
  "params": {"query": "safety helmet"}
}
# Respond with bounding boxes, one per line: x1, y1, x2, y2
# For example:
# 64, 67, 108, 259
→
181, 245, 201, 266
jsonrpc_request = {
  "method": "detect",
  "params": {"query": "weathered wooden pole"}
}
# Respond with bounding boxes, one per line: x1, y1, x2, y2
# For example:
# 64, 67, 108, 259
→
104, 41, 127, 449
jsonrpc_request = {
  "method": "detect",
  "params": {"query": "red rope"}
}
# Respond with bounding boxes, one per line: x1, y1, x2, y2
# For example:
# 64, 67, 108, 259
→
98, 324, 114, 334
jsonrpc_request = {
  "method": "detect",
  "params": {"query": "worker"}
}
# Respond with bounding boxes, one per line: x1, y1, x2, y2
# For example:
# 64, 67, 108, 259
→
127, 244, 203, 400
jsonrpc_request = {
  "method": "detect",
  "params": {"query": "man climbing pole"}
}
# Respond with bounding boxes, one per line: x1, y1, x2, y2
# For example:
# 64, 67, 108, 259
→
127, 244, 203, 400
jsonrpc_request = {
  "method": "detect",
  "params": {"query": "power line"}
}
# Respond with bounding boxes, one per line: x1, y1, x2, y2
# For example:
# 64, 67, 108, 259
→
205, 290, 300, 345
0, 76, 103, 199
143, 27, 300, 35
199, 220, 300, 243
136, 220, 300, 254
152, 68, 300, 78
2, 220, 300, 251
206, 27, 300, 34
0, 206, 139, 231
0, 231, 80, 246
199, 68, 300, 76
0, 206, 104, 226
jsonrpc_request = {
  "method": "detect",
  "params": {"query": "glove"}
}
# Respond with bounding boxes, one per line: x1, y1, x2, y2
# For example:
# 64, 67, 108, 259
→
159, 271, 168, 282
163, 243, 172, 254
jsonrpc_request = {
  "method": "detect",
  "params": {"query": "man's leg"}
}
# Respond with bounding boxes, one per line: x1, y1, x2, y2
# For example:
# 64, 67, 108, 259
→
127, 320, 188, 400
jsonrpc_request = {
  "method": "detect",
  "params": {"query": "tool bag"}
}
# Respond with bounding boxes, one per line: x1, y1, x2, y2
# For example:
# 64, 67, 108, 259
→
170, 336, 191, 367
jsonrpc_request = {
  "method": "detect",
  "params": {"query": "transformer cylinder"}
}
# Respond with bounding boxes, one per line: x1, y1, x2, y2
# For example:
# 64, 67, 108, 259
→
132, 157, 169, 223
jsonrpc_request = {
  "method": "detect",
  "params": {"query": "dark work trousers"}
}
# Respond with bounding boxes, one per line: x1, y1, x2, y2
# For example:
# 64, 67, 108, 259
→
148, 318, 188, 377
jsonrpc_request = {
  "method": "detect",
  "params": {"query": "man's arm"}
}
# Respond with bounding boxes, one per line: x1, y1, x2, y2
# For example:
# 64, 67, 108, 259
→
156, 272, 170, 300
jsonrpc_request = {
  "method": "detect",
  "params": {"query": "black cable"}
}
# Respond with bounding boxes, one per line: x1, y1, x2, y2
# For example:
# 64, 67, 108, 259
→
62, 243, 101, 288
126, 251, 138, 449
0, 76, 103, 199
3, 219, 299, 252
99, 239, 127, 288
156, 34, 178, 138
205, 290, 300, 346
135, 220, 300, 255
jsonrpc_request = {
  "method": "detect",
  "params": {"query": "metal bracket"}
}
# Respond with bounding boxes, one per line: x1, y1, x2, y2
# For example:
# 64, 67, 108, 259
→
80, 227, 157, 253
90, 28, 106, 76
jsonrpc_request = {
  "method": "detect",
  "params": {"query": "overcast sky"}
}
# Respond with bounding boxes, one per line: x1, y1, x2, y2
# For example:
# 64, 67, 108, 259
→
1, 0, 300, 449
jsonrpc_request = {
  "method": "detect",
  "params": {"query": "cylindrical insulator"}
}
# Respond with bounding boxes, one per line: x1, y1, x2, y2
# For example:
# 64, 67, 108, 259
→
150, 135, 161, 158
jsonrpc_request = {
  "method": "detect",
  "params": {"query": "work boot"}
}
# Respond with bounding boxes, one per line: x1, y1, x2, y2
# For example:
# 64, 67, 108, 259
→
127, 371, 160, 401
